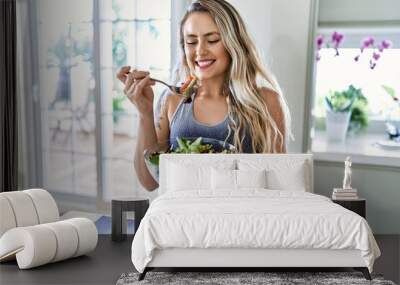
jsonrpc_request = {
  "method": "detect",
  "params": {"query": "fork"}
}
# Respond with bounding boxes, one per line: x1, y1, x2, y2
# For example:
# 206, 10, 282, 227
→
150, 78, 181, 94
125, 74, 193, 103
124, 72, 184, 93
152, 78, 193, 103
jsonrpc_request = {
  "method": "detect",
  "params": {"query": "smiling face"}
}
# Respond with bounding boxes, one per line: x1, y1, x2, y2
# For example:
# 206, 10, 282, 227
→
183, 12, 231, 81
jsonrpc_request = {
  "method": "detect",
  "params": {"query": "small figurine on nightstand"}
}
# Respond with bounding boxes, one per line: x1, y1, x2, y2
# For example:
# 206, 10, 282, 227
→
332, 157, 366, 218
343, 156, 352, 190
332, 156, 359, 200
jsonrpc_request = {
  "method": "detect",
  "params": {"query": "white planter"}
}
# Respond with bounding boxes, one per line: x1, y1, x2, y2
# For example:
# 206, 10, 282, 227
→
326, 110, 351, 142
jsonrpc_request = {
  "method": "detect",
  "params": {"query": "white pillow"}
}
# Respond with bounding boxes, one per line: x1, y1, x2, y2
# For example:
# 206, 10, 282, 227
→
236, 169, 267, 189
211, 168, 236, 190
167, 162, 210, 191
267, 168, 306, 191
238, 158, 309, 191
165, 159, 236, 192
211, 168, 268, 190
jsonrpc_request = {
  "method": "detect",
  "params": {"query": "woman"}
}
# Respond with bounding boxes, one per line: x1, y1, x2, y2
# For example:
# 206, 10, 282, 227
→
117, 0, 291, 191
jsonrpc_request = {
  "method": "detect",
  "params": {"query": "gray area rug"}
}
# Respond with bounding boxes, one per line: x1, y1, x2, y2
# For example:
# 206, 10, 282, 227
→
116, 271, 396, 285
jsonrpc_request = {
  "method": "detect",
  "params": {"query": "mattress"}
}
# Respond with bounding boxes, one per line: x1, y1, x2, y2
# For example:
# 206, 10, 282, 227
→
131, 189, 380, 273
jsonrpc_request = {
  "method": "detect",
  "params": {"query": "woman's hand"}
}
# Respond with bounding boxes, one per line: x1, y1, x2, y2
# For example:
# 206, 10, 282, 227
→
116, 66, 155, 115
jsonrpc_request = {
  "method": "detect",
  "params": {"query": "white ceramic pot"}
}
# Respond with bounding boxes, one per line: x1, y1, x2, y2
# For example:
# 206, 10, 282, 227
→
326, 110, 351, 142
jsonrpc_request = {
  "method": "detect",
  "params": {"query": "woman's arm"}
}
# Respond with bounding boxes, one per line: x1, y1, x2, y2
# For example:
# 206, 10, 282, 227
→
134, 114, 159, 191
259, 87, 287, 153
116, 66, 171, 191
134, 94, 171, 191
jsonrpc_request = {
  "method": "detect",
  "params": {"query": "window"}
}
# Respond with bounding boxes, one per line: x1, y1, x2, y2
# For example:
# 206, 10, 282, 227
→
314, 42, 400, 123
35, 0, 171, 205
37, 0, 96, 197
310, 29, 400, 167
104, 0, 171, 200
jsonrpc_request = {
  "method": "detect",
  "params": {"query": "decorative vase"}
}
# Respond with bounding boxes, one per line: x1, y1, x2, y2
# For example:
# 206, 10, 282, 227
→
326, 110, 351, 142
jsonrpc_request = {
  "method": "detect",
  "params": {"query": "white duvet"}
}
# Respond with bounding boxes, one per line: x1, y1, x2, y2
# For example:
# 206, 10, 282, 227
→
131, 190, 380, 273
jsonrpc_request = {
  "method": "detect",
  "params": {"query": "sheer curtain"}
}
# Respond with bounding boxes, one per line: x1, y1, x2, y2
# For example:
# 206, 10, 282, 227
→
15, 0, 43, 191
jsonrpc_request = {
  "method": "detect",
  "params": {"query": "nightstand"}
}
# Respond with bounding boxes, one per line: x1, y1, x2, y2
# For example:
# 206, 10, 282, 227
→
332, 198, 366, 218
111, 197, 149, 242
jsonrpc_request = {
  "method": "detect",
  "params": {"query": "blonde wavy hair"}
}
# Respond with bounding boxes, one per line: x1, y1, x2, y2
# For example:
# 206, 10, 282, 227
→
173, 0, 292, 153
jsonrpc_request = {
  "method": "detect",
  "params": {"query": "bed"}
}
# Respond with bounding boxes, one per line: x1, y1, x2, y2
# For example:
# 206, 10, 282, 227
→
131, 154, 380, 280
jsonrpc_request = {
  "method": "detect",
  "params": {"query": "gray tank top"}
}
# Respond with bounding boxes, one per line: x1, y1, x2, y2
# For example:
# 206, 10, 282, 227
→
163, 90, 254, 153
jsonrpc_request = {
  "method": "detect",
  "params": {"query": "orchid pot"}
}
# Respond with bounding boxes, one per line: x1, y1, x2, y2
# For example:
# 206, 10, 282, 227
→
326, 110, 351, 142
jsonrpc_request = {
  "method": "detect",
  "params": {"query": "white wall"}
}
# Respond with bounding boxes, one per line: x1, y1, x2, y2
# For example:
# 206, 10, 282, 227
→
229, 0, 314, 152
319, 0, 400, 23
228, 0, 272, 59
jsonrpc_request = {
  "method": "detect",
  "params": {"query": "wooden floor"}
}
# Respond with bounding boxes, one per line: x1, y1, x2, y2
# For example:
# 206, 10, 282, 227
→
0, 235, 133, 285
0, 235, 398, 285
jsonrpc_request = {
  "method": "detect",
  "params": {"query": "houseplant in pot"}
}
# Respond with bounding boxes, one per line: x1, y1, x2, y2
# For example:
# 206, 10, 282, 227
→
325, 85, 367, 142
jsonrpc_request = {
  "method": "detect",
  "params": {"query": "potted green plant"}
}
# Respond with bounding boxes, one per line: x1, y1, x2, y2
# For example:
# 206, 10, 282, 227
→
325, 85, 368, 141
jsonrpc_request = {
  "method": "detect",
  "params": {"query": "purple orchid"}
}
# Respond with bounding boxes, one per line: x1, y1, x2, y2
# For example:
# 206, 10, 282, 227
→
331, 31, 344, 44
354, 37, 393, 69
361, 36, 374, 51
315, 31, 345, 60
378, 40, 392, 52
316, 35, 324, 49
331, 31, 344, 56
316, 35, 325, 61
382, 40, 392, 49
372, 52, 380, 61
315, 32, 393, 69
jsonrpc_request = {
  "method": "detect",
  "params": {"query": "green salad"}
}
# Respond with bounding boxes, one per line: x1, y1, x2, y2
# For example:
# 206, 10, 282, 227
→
148, 137, 232, 166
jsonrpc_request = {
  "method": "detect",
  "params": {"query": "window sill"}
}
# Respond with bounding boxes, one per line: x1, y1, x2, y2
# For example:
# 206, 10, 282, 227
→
311, 131, 400, 168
